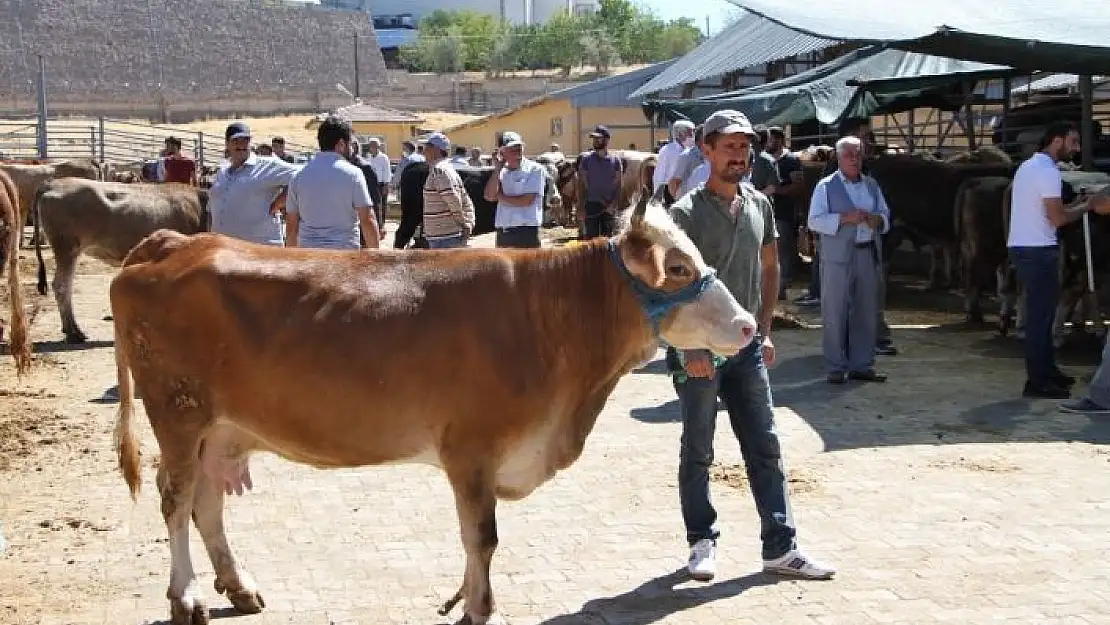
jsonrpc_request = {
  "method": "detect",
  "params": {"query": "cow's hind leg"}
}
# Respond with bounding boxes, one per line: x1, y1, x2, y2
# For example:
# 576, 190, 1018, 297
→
51, 244, 86, 343
156, 445, 208, 625
193, 424, 265, 615
440, 468, 505, 625
145, 385, 216, 624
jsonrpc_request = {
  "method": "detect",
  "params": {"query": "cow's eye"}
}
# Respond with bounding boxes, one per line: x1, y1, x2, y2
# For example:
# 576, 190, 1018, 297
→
667, 264, 691, 279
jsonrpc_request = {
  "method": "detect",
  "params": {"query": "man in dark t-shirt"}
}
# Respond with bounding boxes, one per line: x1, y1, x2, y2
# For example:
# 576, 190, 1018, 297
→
576, 125, 624, 239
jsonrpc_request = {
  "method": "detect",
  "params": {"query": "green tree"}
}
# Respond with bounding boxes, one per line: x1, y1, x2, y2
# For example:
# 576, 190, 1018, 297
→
658, 18, 703, 59
540, 10, 587, 76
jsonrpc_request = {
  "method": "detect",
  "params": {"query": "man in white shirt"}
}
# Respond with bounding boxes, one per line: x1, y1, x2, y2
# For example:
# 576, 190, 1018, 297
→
652, 120, 695, 203
807, 136, 892, 385
482, 131, 546, 248
666, 124, 707, 201
364, 139, 393, 230
1006, 121, 1091, 399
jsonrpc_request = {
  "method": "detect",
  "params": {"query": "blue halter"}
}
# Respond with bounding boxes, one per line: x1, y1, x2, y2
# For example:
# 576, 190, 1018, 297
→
606, 238, 718, 335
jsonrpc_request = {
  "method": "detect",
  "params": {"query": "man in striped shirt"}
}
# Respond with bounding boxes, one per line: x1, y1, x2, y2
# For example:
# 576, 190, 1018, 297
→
421, 132, 475, 249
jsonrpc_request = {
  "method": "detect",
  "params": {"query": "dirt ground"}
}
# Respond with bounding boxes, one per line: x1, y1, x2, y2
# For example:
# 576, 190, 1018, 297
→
1, 234, 1108, 624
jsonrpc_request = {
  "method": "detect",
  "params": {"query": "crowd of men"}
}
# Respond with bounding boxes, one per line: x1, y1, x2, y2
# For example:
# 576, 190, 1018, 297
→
187, 108, 1110, 584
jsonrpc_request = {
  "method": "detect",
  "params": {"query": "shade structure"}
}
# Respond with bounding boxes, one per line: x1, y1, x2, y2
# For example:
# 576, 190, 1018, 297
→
642, 46, 1015, 127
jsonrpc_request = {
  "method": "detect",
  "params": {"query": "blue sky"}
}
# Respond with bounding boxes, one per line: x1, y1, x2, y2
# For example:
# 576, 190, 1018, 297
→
635, 0, 741, 35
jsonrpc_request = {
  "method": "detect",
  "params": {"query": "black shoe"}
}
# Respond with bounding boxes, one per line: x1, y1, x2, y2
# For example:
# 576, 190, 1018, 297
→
1022, 381, 1070, 399
1050, 370, 1076, 387
848, 369, 888, 383
827, 371, 846, 384
875, 343, 898, 356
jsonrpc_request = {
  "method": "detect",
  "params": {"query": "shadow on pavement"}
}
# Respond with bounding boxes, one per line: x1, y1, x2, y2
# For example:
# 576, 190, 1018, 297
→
533, 569, 784, 625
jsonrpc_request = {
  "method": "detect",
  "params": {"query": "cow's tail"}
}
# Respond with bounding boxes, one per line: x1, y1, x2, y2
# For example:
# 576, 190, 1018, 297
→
113, 309, 141, 501
1, 173, 32, 375
33, 184, 47, 296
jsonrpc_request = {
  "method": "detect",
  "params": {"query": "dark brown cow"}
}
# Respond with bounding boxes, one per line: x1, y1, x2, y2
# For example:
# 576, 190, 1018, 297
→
33, 179, 209, 343
867, 154, 1016, 289
0, 168, 31, 374
110, 190, 757, 625
954, 175, 1013, 322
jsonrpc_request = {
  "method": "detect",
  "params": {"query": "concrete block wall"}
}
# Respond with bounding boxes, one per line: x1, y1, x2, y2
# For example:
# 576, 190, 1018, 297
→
0, 0, 387, 118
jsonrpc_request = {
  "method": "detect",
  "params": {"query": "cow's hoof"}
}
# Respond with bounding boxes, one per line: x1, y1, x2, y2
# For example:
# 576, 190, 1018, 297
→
967, 311, 984, 325
169, 597, 209, 625
226, 589, 265, 614
455, 613, 508, 625
214, 579, 265, 614
63, 331, 87, 344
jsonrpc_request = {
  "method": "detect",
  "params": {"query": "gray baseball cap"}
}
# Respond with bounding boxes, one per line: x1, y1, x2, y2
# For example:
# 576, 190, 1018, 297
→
703, 109, 756, 137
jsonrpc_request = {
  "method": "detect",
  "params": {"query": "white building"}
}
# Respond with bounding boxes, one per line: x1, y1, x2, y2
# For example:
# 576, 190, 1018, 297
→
318, 0, 599, 25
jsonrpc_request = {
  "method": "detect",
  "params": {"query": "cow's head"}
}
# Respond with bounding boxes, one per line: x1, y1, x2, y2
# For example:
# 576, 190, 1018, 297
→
610, 186, 757, 356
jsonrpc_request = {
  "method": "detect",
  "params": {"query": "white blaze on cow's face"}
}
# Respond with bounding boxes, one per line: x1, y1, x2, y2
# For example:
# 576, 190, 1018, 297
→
619, 194, 757, 357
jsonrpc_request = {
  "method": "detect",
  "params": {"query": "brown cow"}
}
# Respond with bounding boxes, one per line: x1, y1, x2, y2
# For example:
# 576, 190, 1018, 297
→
0, 169, 31, 374
0, 158, 102, 246
33, 179, 209, 343
110, 190, 756, 625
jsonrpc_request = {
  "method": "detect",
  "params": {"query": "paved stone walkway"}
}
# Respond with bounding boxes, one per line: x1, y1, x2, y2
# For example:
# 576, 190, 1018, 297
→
1, 243, 1109, 625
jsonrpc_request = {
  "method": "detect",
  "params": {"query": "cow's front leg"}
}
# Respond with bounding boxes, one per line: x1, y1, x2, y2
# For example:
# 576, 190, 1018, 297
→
443, 469, 505, 625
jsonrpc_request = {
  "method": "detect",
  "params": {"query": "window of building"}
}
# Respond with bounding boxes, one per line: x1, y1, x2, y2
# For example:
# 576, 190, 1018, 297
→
551, 117, 563, 137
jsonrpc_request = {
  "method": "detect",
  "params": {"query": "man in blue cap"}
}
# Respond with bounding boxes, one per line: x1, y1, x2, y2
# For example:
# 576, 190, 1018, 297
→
576, 124, 624, 239
208, 121, 301, 246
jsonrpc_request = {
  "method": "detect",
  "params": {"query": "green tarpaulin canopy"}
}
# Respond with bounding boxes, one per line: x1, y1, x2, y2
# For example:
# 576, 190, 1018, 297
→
724, 0, 1110, 76
642, 46, 1015, 127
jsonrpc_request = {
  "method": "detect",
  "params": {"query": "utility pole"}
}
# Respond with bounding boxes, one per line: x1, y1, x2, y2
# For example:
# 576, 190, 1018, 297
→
36, 55, 47, 159
353, 32, 361, 98
500, 0, 506, 23
705, 15, 710, 36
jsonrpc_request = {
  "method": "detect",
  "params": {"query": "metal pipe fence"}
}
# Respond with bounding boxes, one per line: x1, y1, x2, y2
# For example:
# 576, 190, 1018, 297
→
0, 117, 314, 170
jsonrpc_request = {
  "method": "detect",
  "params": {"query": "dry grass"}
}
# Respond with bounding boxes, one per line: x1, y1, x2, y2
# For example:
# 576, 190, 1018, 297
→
1, 111, 484, 151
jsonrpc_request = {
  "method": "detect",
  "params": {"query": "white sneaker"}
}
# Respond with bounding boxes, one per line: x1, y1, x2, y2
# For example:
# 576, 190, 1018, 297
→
763, 549, 836, 580
687, 539, 717, 581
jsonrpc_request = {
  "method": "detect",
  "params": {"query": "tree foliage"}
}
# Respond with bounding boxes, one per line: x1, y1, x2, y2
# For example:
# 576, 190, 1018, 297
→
399, 0, 704, 75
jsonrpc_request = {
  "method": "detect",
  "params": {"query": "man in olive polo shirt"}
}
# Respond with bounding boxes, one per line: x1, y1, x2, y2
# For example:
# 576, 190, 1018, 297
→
668, 109, 835, 583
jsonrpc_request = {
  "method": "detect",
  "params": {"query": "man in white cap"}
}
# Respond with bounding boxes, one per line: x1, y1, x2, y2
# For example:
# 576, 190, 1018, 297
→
653, 119, 696, 203
421, 132, 476, 249
668, 108, 835, 583
483, 131, 546, 248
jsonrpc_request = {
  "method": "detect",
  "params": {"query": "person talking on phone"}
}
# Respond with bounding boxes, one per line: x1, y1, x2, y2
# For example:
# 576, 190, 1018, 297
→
483, 131, 546, 248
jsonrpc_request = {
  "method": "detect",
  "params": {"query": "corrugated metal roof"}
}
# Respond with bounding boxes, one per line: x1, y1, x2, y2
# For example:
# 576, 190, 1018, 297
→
728, 0, 1110, 74
628, 10, 840, 99
330, 102, 424, 123
374, 28, 418, 49
546, 60, 679, 107
1011, 74, 1110, 95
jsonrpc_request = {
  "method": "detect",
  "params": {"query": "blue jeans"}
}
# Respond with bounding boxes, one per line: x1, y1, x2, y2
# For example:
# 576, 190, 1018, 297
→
427, 234, 466, 249
1009, 246, 1060, 386
672, 337, 796, 559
